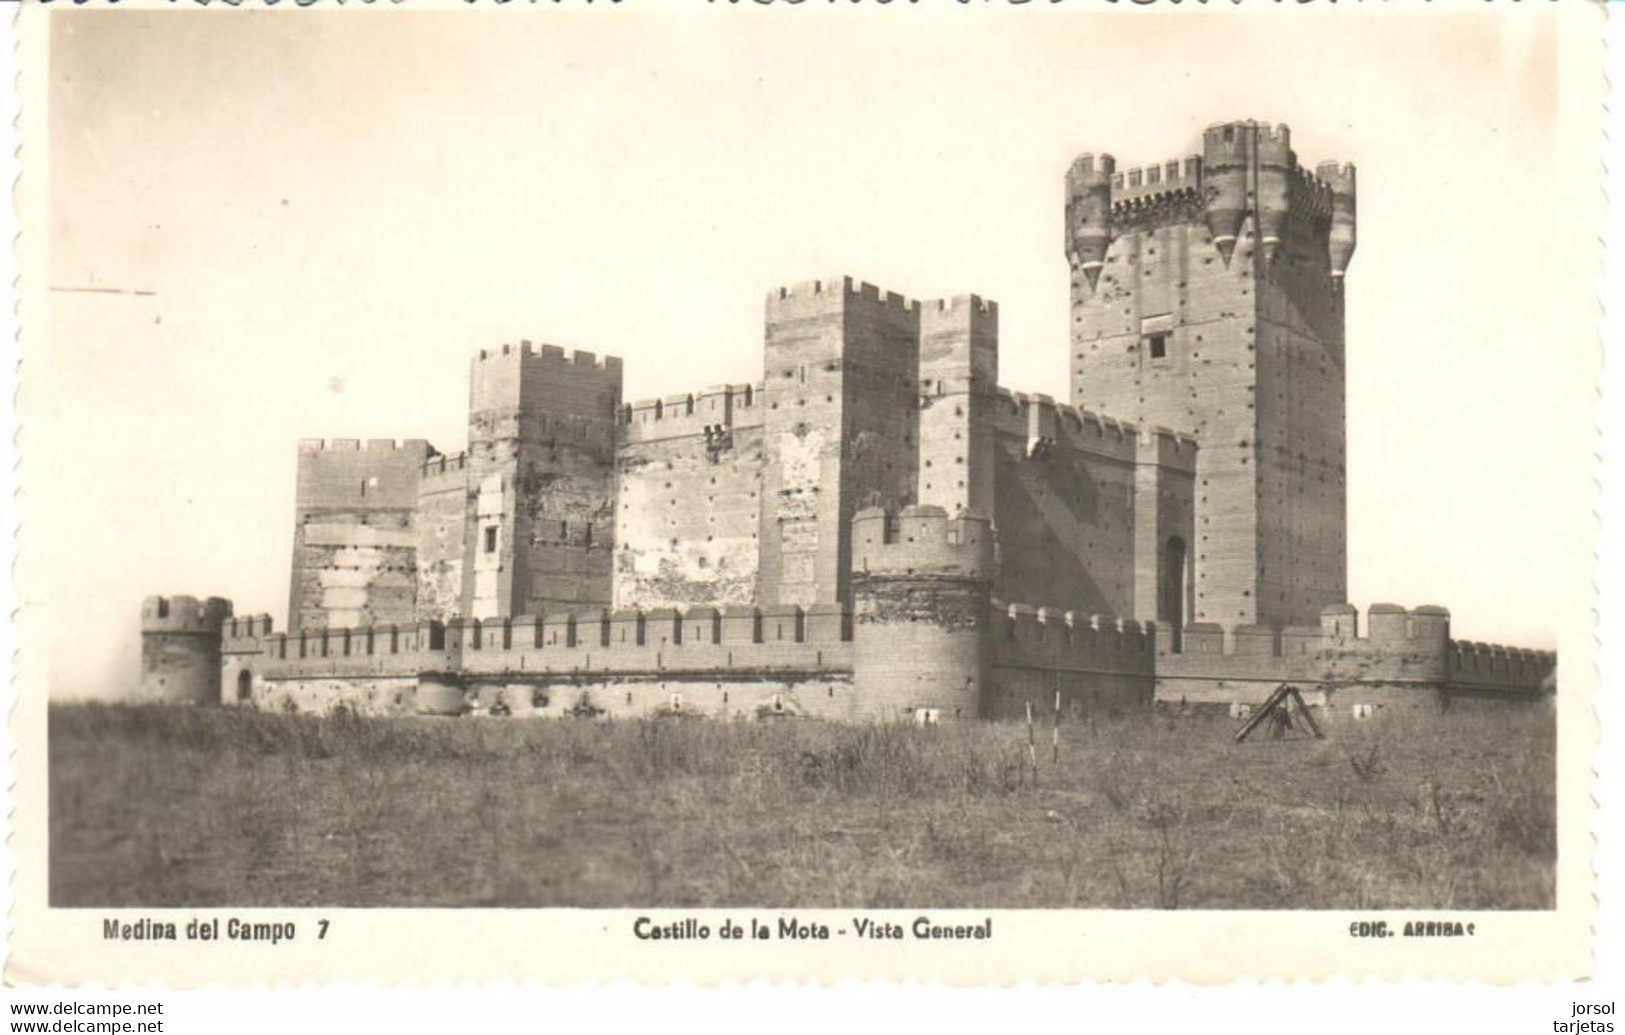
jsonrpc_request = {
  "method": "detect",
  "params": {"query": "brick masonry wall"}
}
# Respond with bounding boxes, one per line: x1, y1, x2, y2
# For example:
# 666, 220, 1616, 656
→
141, 595, 232, 705
219, 600, 1552, 722
984, 605, 1155, 720
233, 606, 858, 716
1148, 607, 1554, 713
850, 507, 995, 719
288, 440, 430, 633
916, 297, 998, 517
1072, 204, 1261, 627
614, 398, 765, 610
246, 676, 421, 717
1069, 123, 1351, 629
1133, 432, 1199, 631
1253, 205, 1348, 625
758, 278, 921, 608
414, 458, 469, 622
468, 674, 857, 722
986, 396, 1196, 620
464, 345, 621, 619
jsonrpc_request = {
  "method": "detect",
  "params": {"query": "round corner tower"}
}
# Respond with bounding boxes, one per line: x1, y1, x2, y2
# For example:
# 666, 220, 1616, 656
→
140, 595, 233, 705
850, 505, 996, 721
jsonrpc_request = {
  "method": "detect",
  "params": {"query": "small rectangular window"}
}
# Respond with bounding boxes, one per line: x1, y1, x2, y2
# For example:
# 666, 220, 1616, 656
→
1146, 333, 1169, 359
484, 526, 498, 554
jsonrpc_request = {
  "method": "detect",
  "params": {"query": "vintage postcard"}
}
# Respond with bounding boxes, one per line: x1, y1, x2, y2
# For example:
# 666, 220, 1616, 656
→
5, 0, 1605, 986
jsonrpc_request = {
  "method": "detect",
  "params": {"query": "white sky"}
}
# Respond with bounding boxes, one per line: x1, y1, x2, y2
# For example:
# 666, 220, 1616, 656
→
33, 5, 1595, 698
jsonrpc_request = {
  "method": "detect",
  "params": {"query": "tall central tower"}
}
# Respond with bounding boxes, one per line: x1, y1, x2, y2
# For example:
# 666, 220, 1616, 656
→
1066, 120, 1356, 628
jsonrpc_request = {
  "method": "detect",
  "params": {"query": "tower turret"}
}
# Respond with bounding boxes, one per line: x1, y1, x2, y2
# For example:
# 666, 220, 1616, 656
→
1200, 123, 1249, 266
850, 505, 995, 720
1365, 602, 1411, 646
1409, 604, 1450, 643
1253, 123, 1295, 265
1071, 119, 1353, 629
140, 595, 232, 705
1316, 161, 1358, 279
1065, 154, 1115, 292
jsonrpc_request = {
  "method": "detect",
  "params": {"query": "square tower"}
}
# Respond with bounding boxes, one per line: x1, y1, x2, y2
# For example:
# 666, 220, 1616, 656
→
1067, 121, 1356, 628
757, 278, 921, 607
917, 295, 998, 518
463, 343, 622, 619
287, 438, 431, 633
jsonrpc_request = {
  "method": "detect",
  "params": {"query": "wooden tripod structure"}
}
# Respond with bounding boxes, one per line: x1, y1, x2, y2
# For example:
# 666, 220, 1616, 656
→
1233, 683, 1326, 743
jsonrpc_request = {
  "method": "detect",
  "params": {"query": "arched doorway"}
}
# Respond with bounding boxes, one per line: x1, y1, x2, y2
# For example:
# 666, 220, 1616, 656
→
1159, 536, 1188, 652
237, 669, 254, 704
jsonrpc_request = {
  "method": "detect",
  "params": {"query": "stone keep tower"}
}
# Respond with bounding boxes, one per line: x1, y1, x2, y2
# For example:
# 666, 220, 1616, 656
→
757, 279, 922, 609
463, 344, 622, 620
1067, 120, 1356, 629
851, 505, 996, 720
140, 595, 232, 705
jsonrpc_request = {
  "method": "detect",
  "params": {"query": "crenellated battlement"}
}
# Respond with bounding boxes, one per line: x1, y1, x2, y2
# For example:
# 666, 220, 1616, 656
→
1136, 426, 1200, 471
1317, 602, 1452, 645
1314, 160, 1356, 189
1315, 160, 1358, 277
298, 438, 432, 454
257, 621, 433, 679
1065, 154, 1115, 289
1144, 603, 1551, 702
1063, 118, 1345, 269
1450, 640, 1558, 691
767, 275, 920, 316
997, 389, 1135, 437
995, 388, 1196, 466
1112, 155, 1204, 203
988, 601, 1155, 660
851, 505, 997, 581
474, 340, 623, 374
246, 603, 857, 686
924, 294, 998, 316
618, 383, 763, 444
1203, 119, 1292, 156
221, 614, 275, 642
135, 112, 1549, 723
467, 339, 625, 438
142, 595, 232, 635
621, 384, 759, 424
420, 451, 471, 479
1160, 604, 1452, 659
294, 437, 431, 516
1066, 152, 1116, 185
141, 596, 233, 705
1287, 165, 1335, 222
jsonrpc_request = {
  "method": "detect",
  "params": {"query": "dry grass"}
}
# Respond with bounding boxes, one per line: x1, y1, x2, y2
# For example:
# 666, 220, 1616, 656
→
48, 701, 1556, 909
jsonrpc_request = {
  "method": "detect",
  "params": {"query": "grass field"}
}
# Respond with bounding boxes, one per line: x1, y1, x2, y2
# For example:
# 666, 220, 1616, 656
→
48, 701, 1556, 909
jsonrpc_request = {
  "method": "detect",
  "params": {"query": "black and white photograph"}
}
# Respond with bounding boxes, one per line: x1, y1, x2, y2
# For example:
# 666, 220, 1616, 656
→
5, 0, 1604, 988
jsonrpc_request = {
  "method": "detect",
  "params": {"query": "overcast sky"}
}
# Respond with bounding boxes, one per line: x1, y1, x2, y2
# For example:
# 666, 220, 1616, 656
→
33, 5, 1596, 698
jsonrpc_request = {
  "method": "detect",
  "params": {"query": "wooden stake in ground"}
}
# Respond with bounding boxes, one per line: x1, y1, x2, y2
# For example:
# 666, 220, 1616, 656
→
1052, 689, 1061, 764
1026, 701, 1038, 784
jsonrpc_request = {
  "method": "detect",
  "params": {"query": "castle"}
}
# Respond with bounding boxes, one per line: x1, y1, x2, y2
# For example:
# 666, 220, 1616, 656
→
139, 120, 1555, 723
